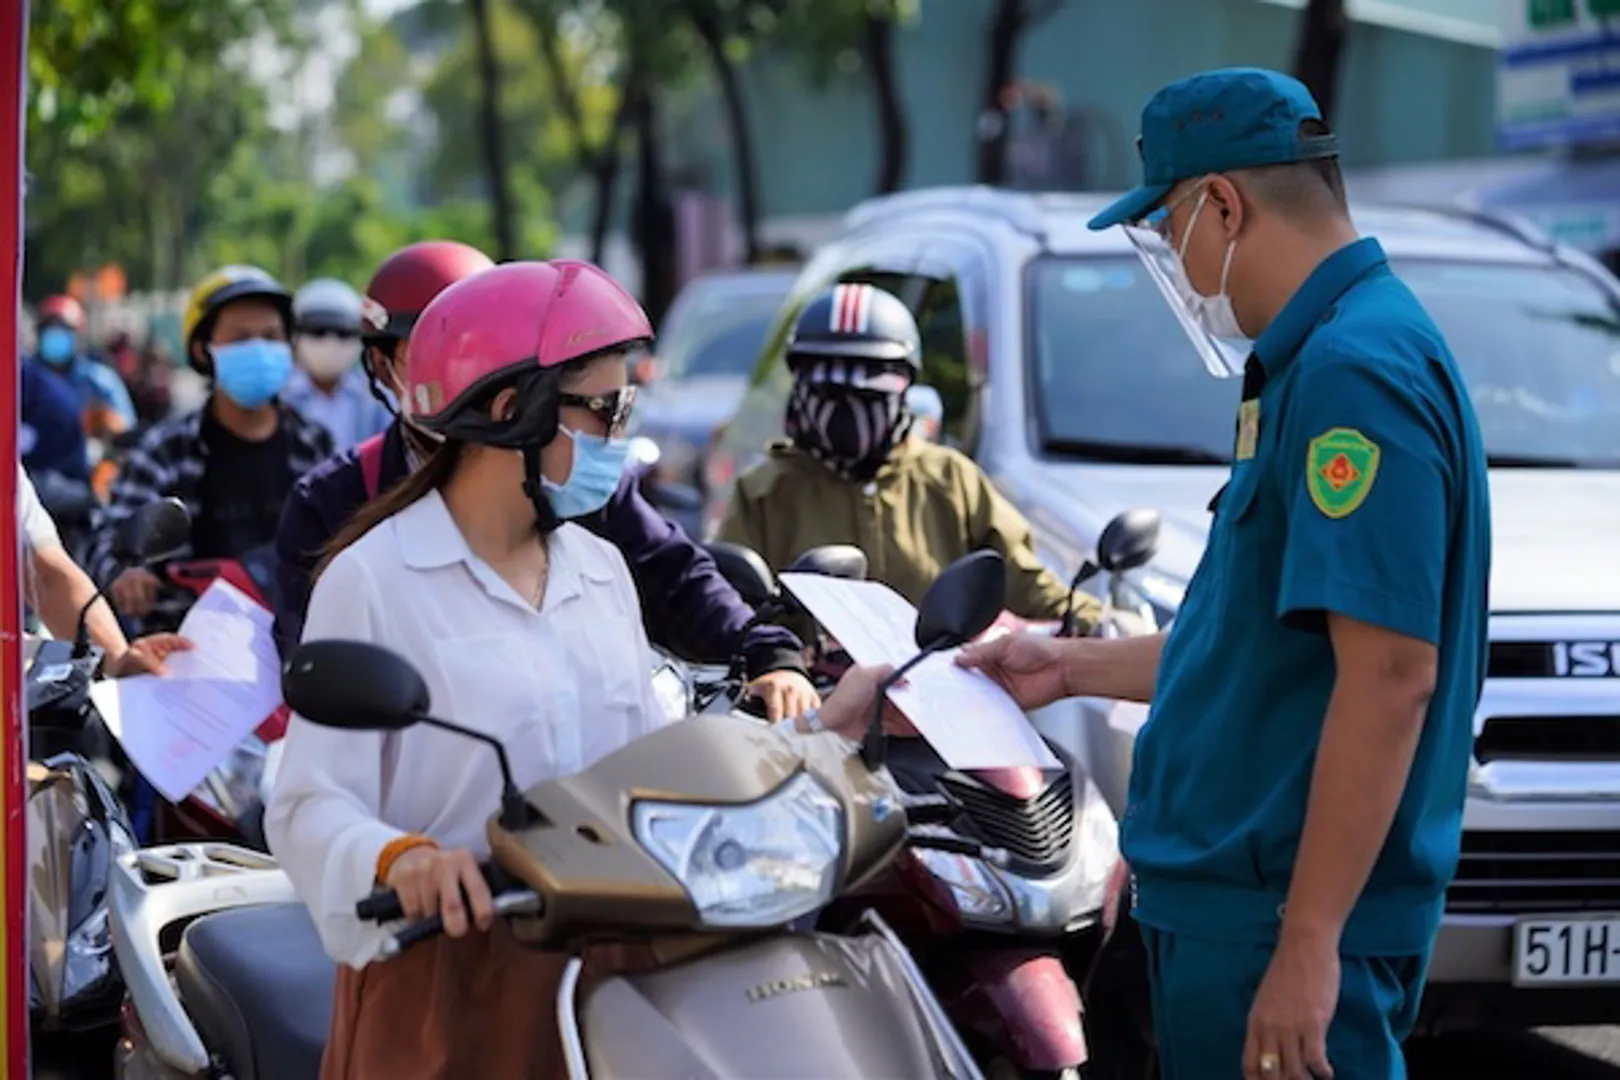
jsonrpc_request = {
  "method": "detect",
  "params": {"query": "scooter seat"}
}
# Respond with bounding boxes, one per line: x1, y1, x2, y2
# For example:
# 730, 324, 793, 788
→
175, 902, 334, 1080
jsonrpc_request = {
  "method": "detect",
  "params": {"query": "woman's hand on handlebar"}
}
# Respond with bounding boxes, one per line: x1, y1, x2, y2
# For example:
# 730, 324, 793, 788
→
385, 846, 495, 938
105, 633, 193, 678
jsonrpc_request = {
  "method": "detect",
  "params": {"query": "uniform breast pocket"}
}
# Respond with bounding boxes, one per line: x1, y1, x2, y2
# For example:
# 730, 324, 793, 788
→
1211, 462, 1266, 609
432, 634, 573, 780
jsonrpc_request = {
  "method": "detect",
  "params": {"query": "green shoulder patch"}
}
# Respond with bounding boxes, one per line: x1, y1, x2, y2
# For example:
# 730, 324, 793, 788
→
1306, 427, 1380, 519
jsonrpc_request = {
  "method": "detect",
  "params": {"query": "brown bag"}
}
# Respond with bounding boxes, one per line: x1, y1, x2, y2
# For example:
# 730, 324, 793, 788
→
321, 921, 650, 1080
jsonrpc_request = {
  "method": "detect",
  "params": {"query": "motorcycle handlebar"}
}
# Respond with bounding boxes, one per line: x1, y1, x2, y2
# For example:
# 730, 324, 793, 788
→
356, 861, 514, 922
377, 889, 545, 959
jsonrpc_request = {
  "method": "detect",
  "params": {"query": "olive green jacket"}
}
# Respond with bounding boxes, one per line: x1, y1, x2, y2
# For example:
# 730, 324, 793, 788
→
718, 438, 1097, 627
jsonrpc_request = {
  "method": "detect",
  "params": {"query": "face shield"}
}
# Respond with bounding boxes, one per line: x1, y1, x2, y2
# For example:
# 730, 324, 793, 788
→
1122, 223, 1250, 380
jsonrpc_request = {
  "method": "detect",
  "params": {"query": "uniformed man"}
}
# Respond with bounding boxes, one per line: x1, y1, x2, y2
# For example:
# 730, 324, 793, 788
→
959, 68, 1490, 1080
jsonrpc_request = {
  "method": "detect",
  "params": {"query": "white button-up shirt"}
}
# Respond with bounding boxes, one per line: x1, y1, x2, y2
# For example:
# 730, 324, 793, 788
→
265, 490, 669, 966
281, 366, 392, 454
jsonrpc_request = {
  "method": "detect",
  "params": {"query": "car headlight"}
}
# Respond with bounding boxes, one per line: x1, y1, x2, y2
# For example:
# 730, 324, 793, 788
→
913, 848, 1015, 924
633, 772, 845, 928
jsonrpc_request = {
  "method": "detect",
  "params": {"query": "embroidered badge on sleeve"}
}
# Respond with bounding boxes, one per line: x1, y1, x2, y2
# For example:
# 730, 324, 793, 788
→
1306, 427, 1380, 518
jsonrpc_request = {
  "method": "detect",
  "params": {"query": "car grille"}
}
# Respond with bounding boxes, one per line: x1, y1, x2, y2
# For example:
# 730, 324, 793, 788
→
938, 772, 1075, 869
1476, 716, 1620, 763
1448, 830, 1620, 914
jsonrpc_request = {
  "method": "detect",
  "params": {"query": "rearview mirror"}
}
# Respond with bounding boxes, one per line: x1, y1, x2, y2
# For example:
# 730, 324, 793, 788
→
786, 545, 868, 581
116, 498, 191, 566
1097, 509, 1162, 574
915, 549, 1006, 651
283, 640, 430, 731
703, 542, 778, 608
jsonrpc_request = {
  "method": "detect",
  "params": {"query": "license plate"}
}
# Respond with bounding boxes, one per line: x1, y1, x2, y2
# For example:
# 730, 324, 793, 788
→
1513, 917, 1620, 985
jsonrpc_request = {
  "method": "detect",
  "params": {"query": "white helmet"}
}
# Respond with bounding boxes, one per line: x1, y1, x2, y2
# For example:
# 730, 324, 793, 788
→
292, 278, 364, 335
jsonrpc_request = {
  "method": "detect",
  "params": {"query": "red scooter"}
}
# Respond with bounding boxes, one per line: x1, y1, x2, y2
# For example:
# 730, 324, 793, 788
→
769, 514, 1162, 1079
151, 545, 286, 846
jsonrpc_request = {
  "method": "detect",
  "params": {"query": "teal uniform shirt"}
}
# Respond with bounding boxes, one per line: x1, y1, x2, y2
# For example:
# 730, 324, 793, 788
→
1122, 237, 1491, 956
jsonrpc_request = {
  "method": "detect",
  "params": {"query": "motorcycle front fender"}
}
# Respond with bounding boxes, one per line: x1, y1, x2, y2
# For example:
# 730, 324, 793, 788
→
574, 920, 983, 1079
959, 950, 1088, 1071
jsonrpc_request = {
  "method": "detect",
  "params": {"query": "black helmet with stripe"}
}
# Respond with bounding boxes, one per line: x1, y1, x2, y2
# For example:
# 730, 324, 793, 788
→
787, 283, 921, 375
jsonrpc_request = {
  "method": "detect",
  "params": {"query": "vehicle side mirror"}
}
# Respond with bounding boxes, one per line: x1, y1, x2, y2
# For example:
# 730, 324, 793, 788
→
117, 497, 191, 566
914, 549, 1006, 651
1096, 508, 1162, 574
703, 542, 778, 608
785, 545, 868, 581
283, 640, 430, 732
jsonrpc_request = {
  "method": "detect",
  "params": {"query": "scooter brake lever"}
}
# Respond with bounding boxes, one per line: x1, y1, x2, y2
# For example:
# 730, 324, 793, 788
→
905, 827, 1013, 869
898, 793, 958, 825
379, 890, 544, 958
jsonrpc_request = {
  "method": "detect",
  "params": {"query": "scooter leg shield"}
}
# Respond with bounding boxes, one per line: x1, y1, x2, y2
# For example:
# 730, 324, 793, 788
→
579, 932, 978, 1079
960, 950, 1088, 1072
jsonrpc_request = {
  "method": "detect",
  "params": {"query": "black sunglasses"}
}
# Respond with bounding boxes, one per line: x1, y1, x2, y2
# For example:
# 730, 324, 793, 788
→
558, 387, 637, 438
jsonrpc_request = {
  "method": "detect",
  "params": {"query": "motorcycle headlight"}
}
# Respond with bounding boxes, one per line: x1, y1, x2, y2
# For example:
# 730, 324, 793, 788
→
632, 772, 845, 928
913, 848, 1014, 925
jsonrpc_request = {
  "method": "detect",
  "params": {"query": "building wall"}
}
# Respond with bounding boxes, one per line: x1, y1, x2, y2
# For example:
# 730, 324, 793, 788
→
659, 0, 1498, 221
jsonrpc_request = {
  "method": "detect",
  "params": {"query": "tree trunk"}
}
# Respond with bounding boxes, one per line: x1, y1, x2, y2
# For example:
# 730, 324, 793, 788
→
1292, 0, 1349, 123
529, 3, 632, 267
468, 0, 518, 260
690, 9, 761, 264
630, 81, 678, 326
975, 0, 1024, 186
866, 13, 907, 194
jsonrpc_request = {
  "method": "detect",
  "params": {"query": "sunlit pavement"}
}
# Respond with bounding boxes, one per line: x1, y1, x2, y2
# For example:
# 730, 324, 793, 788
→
1407, 1028, 1620, 1078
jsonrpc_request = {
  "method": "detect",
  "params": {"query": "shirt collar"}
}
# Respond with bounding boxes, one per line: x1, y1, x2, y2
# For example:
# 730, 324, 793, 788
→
1252, 237, 1387, 377
396, 490, 583, 611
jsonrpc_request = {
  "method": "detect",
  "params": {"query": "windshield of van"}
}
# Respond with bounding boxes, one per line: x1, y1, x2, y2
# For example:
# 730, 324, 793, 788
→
657, 280, 793, 380
1030, 256, 1620, 468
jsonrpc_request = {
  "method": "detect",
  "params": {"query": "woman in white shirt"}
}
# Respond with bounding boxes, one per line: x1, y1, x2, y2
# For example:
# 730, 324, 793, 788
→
266, 261, 886, 1080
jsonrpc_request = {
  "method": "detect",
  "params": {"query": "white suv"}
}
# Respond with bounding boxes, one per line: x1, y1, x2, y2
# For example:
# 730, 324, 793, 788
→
704, 186, 1620, 1031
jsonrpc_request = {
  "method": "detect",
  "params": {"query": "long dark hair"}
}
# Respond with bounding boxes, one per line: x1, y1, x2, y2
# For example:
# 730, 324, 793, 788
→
316, 439, 463, 582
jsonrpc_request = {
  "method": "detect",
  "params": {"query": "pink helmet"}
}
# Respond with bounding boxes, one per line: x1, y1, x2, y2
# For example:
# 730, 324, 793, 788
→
405, 260, 652, 447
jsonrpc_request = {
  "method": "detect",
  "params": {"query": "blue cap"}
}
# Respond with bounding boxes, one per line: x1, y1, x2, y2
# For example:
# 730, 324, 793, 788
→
1088, 67, 1338, 231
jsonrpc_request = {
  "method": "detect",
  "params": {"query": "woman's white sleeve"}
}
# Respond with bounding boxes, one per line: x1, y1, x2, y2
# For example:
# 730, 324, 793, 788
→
265, 553, 402, 968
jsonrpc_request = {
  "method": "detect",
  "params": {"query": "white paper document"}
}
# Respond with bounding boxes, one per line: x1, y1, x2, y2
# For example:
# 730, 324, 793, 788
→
779, 573, 1060, 771
91, 579, 283, 802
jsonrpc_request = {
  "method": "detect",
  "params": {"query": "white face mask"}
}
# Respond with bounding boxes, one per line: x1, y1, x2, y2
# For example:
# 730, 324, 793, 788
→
1168, 189, 1249, 344
296, 335, 361, 382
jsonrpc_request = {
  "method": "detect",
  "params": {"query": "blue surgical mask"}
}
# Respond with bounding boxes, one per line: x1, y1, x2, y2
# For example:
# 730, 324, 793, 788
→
39, 326, 76, 366
543, 426, 630, 520
211, 339, 293, 409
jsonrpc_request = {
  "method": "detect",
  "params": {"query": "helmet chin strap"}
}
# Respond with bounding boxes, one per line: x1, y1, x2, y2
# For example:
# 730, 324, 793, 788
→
521, 443, 562, 535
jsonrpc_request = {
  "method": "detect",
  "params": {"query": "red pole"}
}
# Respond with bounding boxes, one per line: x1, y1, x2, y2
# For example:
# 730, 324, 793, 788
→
0, 1, 29, 1073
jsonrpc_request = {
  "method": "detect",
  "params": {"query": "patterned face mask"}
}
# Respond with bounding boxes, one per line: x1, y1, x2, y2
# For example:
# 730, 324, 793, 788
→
784, 358, 913, 481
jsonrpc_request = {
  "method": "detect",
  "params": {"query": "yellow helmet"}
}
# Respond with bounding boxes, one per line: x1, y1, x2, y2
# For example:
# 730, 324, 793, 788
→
182, 265, 293, 368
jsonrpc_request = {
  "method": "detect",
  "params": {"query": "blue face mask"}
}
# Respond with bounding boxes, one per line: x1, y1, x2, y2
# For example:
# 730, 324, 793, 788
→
543, 426, 631, 520
211, 339, 293, 409
39, 326, 76, 366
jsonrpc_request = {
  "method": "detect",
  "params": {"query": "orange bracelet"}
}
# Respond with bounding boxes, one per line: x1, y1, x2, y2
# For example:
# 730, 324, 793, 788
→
375, 834, 440, 885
